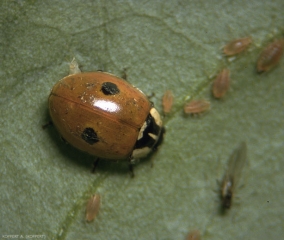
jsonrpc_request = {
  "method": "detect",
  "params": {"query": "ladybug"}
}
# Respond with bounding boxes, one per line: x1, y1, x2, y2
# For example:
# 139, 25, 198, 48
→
48, 59, 163, 170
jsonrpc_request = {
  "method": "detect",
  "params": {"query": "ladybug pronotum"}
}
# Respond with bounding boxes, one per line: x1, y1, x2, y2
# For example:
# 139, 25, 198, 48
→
48, 59, 163, 167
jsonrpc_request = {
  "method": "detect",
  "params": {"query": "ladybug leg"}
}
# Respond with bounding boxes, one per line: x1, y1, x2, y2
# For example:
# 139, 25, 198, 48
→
42, 121, 53, 129
128, 163, 135, 178
91, 158, 100, 173
147, 92, 155, 99
60, 136, 68, 144
128, 156, 138, 178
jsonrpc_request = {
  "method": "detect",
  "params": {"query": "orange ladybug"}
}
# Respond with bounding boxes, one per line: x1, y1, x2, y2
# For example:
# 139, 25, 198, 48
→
48, 59, 163, 165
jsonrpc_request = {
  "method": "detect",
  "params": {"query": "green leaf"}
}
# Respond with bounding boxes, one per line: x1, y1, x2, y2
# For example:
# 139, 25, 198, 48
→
1, 1, 284, 239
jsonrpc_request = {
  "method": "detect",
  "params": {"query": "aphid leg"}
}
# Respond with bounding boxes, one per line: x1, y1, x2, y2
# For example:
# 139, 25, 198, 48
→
42, 121, 53, 129
121, 67, 128, 80
91, 158, 100, 173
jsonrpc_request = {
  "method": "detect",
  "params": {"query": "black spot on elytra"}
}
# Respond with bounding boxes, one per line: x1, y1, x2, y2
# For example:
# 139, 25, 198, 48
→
81, 128, 99, 145
101, 82, 120, 95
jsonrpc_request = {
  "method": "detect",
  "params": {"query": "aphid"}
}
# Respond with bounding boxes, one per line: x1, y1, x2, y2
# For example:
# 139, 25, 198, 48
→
69, 57, 81, 74
221, 142, 247, 209
257, 38, 284, 73
183, 99, 210, 115
212, 68, 230, 99
162, 90, 174, 114
186, 230, 201, 240
86, 194, 101, 222
223, 37, 252, 56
